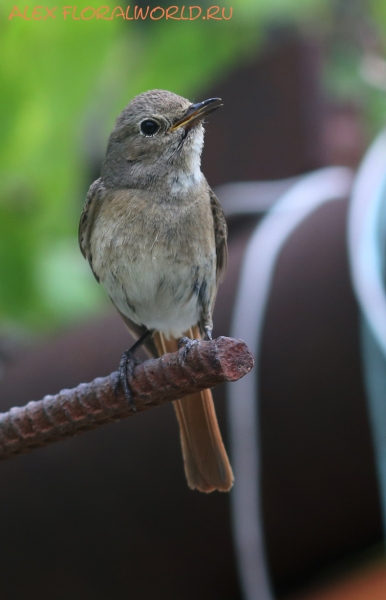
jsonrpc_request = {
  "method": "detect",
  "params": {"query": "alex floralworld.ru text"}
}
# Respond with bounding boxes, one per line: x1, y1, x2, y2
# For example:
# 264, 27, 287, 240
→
8, 6, 233, 20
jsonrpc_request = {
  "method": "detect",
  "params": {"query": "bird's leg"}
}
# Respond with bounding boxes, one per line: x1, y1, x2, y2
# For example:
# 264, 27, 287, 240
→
178, 311, 214, 362
115, 329, 153, 411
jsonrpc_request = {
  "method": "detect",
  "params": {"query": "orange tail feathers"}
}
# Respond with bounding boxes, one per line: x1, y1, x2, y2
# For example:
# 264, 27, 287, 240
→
153, 326, 234, 493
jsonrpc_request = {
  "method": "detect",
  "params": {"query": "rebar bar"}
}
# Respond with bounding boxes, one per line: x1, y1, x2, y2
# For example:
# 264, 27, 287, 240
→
0, 336, 253, 461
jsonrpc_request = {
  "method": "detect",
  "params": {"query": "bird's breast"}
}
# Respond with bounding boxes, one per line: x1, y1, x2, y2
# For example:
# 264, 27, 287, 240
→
89, 187, 216, 336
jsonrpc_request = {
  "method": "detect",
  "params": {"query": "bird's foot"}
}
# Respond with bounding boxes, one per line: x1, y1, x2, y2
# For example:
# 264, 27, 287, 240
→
114, 350, 142, 411
178, 336, 200, 365
204, 327, 213, 341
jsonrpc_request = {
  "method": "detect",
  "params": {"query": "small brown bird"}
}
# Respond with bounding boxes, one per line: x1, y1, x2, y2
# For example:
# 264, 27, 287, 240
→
79, 89, 233, 492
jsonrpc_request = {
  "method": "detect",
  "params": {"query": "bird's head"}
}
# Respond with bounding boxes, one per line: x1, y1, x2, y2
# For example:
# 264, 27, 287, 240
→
101, 89, 222, 188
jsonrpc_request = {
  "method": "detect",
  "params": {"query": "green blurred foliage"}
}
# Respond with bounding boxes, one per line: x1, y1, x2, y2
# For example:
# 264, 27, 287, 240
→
323, 1, 386, 136
0, 0, 260, 331
0, 0, 384, 332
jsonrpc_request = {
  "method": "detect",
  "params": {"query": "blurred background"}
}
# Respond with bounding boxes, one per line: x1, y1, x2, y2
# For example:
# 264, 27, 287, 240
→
1, 0, 386, 598
1, 0, 385, 334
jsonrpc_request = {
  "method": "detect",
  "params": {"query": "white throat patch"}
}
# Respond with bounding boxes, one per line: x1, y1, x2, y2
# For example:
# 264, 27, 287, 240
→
169, 127, 204, 195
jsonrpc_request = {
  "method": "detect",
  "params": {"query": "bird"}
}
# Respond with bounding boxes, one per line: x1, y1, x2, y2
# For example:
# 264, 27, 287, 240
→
79, 89, 233, 492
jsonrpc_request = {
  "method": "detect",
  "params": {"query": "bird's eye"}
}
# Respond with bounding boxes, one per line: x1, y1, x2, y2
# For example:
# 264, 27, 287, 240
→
140, 119, 160, 136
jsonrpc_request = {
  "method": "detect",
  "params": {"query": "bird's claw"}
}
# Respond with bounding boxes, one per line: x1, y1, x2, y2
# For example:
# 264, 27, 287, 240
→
178, 336, 200, 366
204, 328, 212, 341
114, 350, 141, 411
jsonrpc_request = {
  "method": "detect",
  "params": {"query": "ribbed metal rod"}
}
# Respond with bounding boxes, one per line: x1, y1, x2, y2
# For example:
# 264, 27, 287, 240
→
0, 336, 253, 461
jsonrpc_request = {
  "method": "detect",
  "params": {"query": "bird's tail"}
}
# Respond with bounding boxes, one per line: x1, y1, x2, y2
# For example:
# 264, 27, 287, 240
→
153, 326, 234, 493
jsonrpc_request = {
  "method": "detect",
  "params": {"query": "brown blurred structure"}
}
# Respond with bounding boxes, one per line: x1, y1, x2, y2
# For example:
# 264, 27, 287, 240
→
202, 29, 366, 186
203, 32, 323, 184
288, 561, 386, 600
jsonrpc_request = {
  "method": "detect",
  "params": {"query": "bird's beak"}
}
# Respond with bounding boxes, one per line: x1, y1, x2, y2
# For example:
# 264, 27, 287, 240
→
169, 98, 223, 132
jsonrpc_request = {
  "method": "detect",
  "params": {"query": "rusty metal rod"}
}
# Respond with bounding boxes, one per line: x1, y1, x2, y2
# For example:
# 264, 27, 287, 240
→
0, 336, 253, 461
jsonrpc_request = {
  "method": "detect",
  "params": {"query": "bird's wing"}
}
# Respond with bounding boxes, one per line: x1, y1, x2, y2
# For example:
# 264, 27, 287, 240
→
209, 187, 228, 284
78, 177, 105, 282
